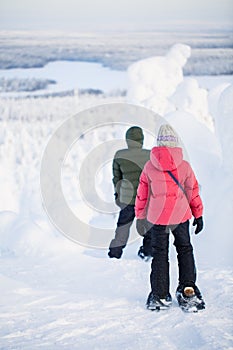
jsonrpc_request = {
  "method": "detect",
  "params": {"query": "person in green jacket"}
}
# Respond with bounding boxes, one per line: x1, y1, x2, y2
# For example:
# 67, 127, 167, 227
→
108, 126, 151, 259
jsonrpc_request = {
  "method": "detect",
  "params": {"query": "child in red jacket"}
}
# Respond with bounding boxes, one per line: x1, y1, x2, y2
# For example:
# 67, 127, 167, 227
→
135, 124, 205, 312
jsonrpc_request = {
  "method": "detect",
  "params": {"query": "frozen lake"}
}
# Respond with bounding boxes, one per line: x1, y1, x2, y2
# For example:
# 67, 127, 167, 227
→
0, 59, 232, 97
0, 60, 128, 94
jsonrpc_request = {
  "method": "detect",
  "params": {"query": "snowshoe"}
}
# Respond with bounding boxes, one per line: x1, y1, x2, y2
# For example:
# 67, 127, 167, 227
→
138, 246, 151, 261
176, 285, 205, 313
146, 292, 172, 311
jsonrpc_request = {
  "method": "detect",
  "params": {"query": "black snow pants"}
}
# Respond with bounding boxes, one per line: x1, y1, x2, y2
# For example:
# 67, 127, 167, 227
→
109, 204, 135, 248
149, 220, 196, 298
109, 204, 151, 252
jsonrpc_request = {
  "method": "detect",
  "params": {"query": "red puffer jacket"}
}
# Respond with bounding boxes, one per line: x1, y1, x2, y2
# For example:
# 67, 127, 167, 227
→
135, 146, 203, 225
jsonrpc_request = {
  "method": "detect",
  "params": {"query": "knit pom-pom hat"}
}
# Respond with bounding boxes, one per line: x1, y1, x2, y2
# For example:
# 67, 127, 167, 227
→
157, 124, 179, 147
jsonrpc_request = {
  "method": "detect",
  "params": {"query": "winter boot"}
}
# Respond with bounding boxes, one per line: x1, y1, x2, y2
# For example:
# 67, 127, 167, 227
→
176, 285, 205, 312
108, 246, 123, 259
146, 291, 172, 311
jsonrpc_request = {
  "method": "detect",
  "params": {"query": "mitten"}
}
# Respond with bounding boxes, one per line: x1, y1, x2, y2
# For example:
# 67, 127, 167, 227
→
114, 192, 121, 207
136, 219, 147, 236
193, 216, 203, 234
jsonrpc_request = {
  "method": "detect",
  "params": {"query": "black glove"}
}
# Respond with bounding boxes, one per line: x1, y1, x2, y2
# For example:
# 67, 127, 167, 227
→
193, 216, 203, 234
136, 219, 147, 236
114, 192, 121, 207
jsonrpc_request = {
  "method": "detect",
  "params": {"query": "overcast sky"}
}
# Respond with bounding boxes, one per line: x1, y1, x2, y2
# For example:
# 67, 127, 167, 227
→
0, 0, 232, 30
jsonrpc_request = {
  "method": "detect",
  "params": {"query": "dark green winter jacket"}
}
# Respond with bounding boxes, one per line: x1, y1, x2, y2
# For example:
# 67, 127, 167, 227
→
112, 126, 150, 205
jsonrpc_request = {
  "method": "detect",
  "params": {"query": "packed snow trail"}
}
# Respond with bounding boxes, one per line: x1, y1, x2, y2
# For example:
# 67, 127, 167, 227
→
0, 240, 232, 350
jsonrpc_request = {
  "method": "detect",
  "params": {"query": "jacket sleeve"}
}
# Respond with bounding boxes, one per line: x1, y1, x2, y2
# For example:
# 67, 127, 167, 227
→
112, 153, 122, 193
184, 165, 203, 218
135, 170, 149, 219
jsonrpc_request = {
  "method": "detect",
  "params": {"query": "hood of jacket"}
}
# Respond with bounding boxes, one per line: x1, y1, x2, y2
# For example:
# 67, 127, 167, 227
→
150, 146, 183, 171
126, 126, 144, 149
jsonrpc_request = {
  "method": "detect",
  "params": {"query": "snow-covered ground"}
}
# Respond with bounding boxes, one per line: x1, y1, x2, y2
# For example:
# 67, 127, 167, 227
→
1, 246, 232, 350
0, 41, 233, 349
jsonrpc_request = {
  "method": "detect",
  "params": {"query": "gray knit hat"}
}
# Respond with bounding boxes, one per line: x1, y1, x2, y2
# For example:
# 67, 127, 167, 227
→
157, 124, 179, 147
